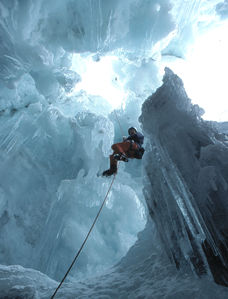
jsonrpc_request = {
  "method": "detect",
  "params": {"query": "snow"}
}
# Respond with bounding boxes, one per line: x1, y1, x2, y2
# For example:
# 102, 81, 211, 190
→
0, 0, 228, 298
1, 221, 228, 298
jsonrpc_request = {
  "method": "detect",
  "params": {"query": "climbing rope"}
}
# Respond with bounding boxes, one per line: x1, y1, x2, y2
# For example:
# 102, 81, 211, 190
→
51, 173, 117, 299
114, 109, 124, 137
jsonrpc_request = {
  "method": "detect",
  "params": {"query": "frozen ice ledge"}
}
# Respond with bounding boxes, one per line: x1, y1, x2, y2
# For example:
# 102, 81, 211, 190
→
140, 67, 228, 287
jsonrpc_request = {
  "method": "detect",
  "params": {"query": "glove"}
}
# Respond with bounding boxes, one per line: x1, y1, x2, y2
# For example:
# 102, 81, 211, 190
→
123, 136, 127, 141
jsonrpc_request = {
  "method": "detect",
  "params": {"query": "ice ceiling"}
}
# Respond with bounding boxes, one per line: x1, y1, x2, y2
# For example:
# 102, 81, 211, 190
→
71, 0, 228, 121
1, 0, 228, 118
70, 54, 126, 108
1, 0, 228, 298
71, 19, 228, 120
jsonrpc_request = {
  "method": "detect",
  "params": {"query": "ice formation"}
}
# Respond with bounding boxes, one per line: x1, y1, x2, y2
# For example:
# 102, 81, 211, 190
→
140, 67, 228, 286
0, 0, 228, 298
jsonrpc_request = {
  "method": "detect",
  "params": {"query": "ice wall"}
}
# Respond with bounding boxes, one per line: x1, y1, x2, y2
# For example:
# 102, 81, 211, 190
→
0, 0, 150, 282
1, 0, 228, 297
0, 98, 146, 281
140, 67, 228, 286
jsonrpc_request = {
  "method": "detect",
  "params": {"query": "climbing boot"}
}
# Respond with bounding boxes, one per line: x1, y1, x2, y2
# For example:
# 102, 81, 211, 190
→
102, 165, 117, 177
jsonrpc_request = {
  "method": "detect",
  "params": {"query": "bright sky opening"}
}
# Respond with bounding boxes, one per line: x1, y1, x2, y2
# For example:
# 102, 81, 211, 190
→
163, 21, 228, 122
71, 54, 126, 109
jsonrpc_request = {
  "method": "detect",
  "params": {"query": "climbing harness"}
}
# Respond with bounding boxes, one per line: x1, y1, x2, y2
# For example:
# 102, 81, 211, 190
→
51, 173, 117, 299
114, 110, 145, 159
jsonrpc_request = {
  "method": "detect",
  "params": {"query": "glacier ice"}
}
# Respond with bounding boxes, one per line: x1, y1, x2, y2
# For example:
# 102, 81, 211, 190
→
1, 0, 228, 298
140, 67, 228, 286
1, 221, 228, 299
216, 0, 228, 19
0, 99, 146, 281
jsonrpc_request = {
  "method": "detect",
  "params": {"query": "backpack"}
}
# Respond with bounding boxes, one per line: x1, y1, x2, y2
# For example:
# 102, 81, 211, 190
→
135, 147, 145, 159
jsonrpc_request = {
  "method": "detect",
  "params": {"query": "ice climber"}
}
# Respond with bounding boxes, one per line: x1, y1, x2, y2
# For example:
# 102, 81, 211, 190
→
102, 127, 145, 177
